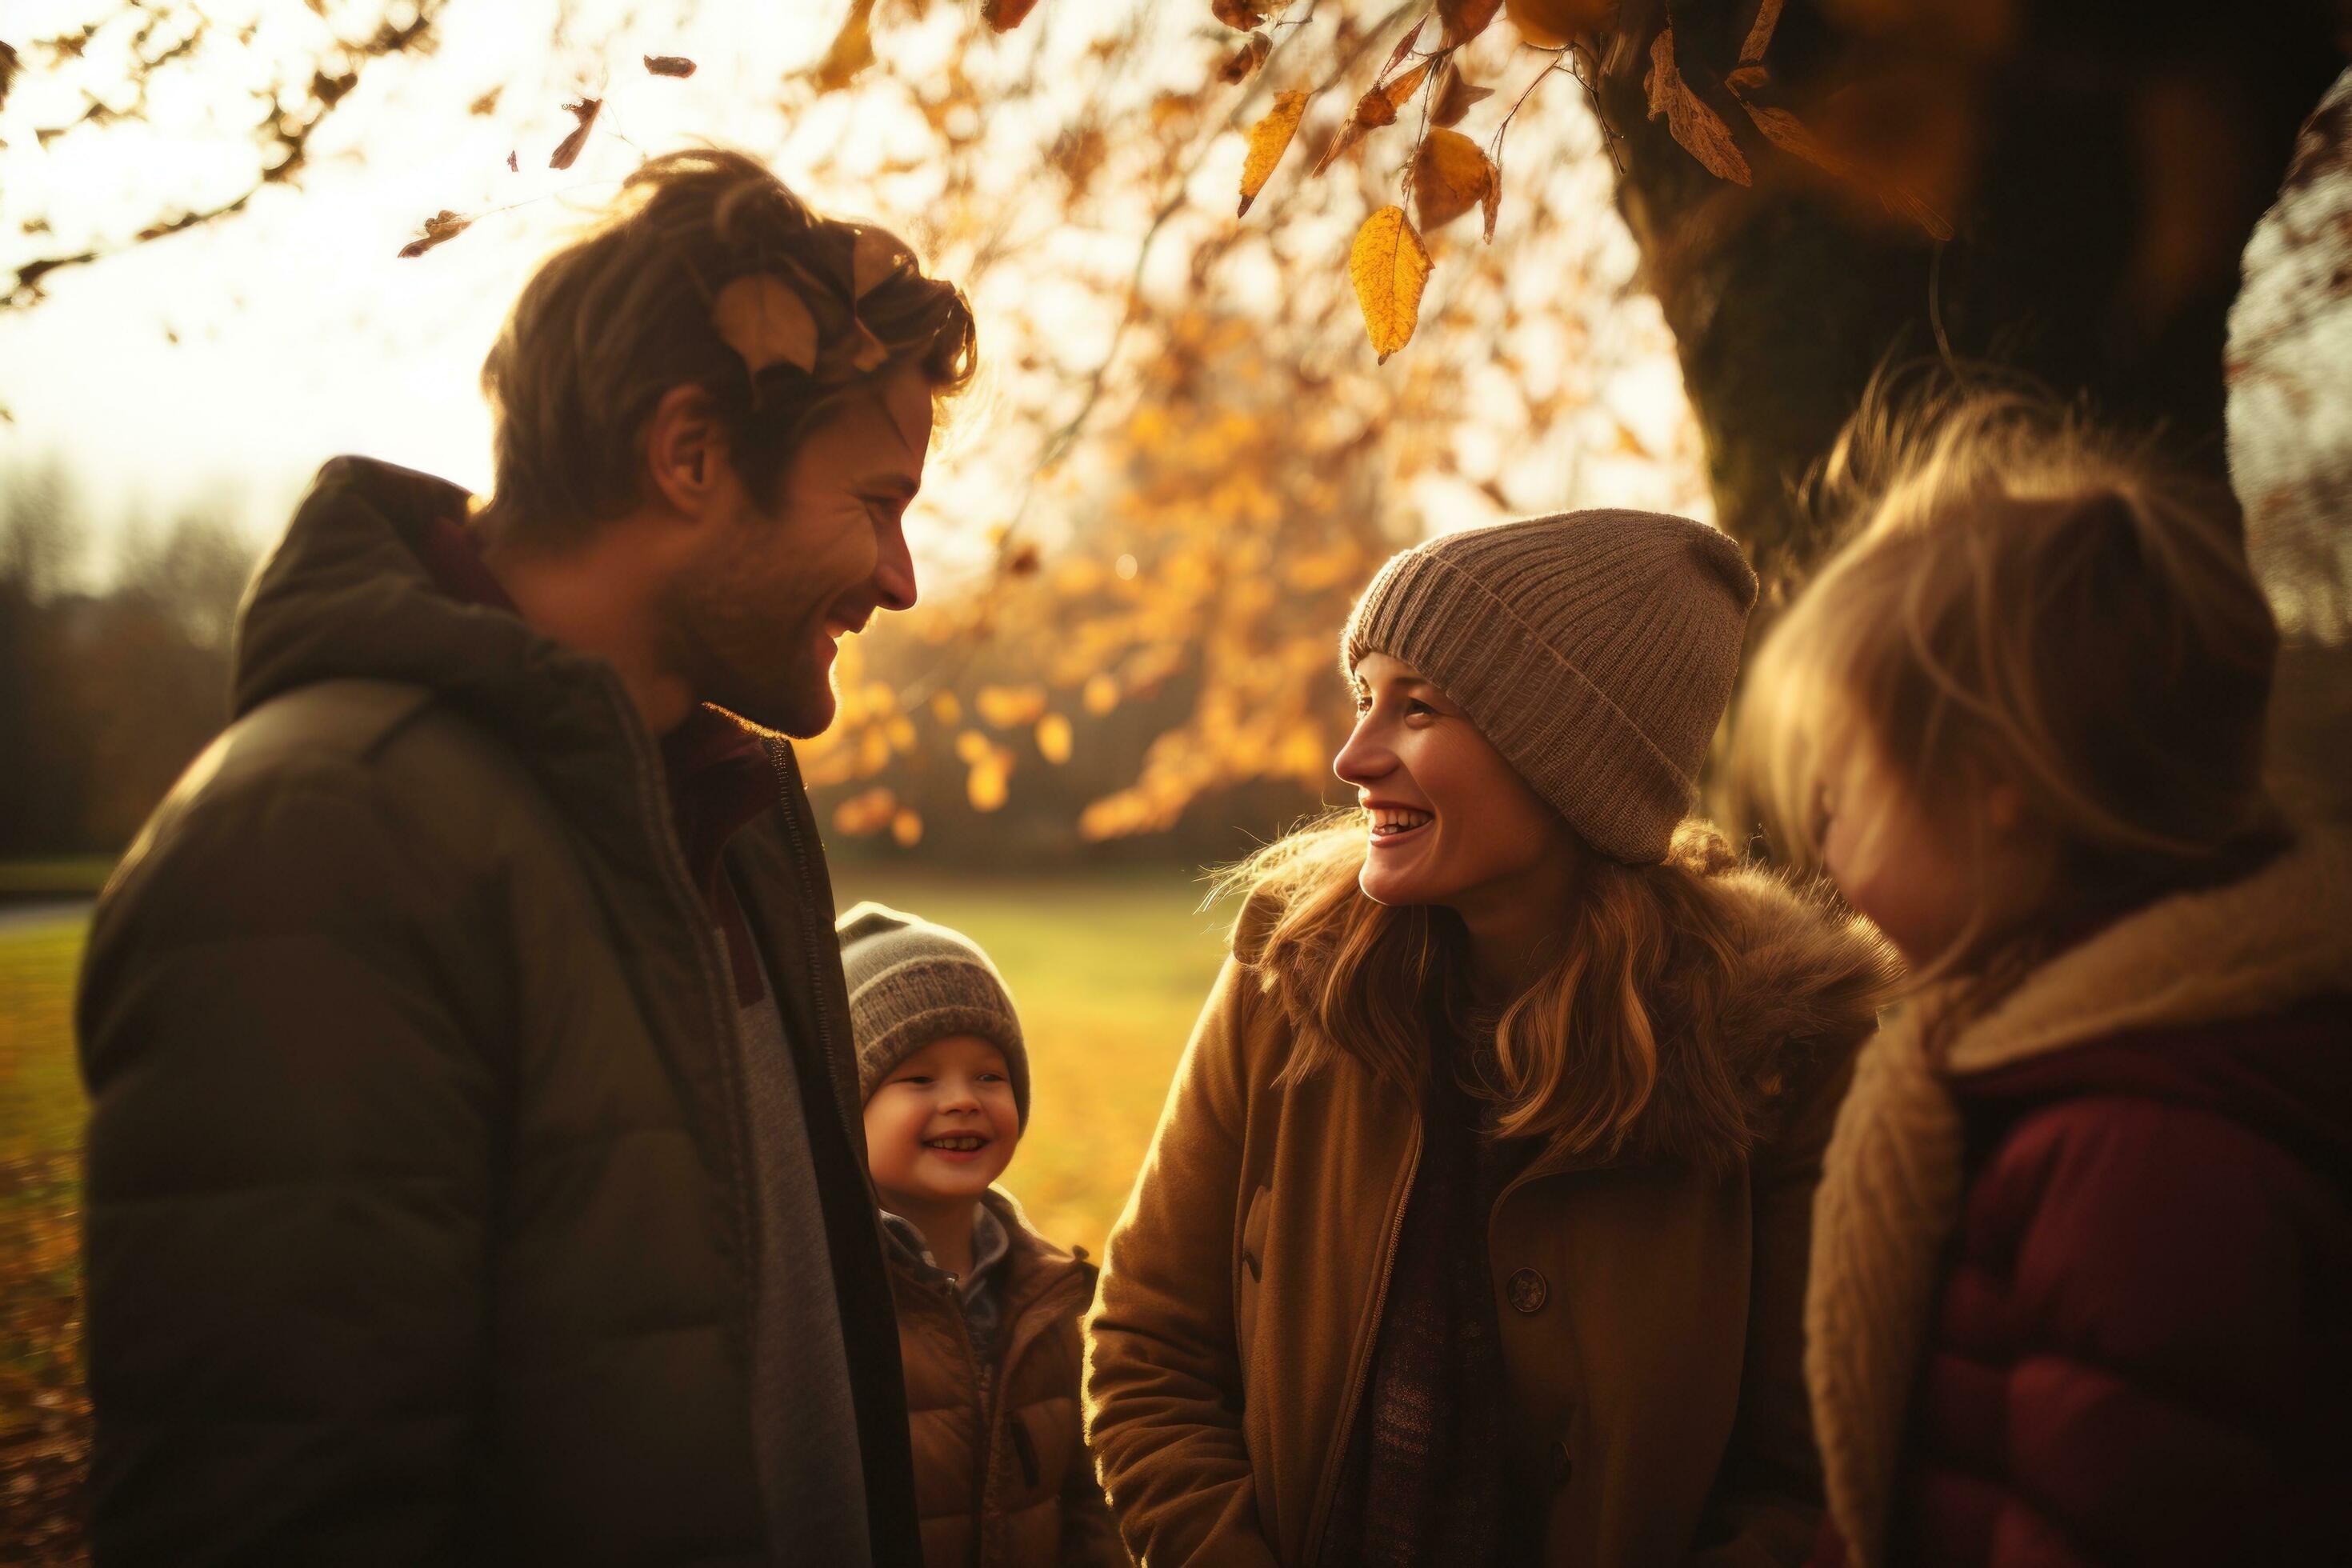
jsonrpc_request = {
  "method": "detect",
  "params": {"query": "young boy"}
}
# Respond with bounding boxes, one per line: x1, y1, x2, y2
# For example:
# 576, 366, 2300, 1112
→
838, 902, 1126, 1568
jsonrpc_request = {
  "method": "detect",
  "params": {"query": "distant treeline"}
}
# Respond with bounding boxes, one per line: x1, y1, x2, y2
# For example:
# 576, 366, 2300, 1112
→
0, 461, 263, 858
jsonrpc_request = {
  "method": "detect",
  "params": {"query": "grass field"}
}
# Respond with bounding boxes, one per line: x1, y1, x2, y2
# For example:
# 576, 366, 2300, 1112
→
0, 863, 1230, 1562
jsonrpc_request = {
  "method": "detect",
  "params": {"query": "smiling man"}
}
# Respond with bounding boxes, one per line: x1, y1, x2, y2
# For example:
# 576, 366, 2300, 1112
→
74, 150, 973, 1566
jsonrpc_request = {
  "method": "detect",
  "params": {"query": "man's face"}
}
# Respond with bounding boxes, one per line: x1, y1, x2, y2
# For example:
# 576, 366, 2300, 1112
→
662, 366, 932, 737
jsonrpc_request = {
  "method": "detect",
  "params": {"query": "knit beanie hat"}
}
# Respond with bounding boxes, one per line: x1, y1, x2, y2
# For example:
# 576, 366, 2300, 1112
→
1342, 509, 1758, 863
837, 901, 1030, 1126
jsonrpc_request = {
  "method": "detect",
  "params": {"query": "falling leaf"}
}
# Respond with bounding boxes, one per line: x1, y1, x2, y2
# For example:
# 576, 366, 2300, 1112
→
1432, 62, 1493, 127
1218, 30, 1273, 85
1350, 205, 1433, 363
1645, 29, 1750, 185
1238, 90, 1310, 215
1212, 0, 1270, 28
643, 54, 698, 78
468, 85, 502, 116
397, 209, 472, 259
1438, 0, 1502, 46
1738, 98, 1955, 241
713, 274, 820, 374
1738, 0, 1782, 66
1313, 60, 1434, 176
815, 0, 877, 90
1411, 127, 1495, 231
1036, 714, 1074, 764
1726, 63, 1767, 94
548, 98, 601, 170
982, 0, 1039, 30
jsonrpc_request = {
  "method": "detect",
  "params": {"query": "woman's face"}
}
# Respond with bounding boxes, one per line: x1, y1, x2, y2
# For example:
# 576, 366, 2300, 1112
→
1334, 651, 1578, 913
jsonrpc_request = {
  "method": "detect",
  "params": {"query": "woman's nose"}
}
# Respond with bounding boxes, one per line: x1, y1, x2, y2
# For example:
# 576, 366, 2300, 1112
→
1332, 716, 1394, 790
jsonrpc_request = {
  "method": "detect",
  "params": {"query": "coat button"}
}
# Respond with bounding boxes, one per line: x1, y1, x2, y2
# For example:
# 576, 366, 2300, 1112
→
1506, 1267, 1548, 1314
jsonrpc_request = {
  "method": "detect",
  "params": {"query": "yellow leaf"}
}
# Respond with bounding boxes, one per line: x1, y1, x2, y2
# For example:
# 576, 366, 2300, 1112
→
967, 754, 1010, 813
1238, 90, 1310, 217
1036, 713, 1074, 765
976, 683, 1049, 729
890, 809, 923, 847
1411, 128, 1495, 232
1313, 60, 1434, 177
1645, 27, 1752, 186
1349, 206, 1433, 364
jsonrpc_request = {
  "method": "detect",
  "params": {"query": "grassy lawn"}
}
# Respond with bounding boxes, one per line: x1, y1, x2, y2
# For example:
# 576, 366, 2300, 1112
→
0, 863, 1228, 1561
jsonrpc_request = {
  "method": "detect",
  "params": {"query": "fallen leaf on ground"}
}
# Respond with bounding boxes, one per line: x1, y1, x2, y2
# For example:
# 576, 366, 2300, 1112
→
1238, 90, 1310, 214
1350, 205, 1433, 362
1646, 29, 1750, 184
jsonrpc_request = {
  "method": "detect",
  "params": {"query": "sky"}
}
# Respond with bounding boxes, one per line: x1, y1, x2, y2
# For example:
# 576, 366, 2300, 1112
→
0, 0, 1705, 585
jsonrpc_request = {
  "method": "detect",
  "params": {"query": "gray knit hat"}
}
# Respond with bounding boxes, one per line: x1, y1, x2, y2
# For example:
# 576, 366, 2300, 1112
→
1342, 510, 1758, 863
837, 902, 1030, 1126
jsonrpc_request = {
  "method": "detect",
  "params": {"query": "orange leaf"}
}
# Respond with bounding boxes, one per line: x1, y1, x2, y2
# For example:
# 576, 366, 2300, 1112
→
1726, 63, 1767, 94
1313, 60, 1433, 175
1738, 0, 1783, 67
1645, 30, 1750, 185
1381, 18, 1426, 76
643, 54, 698, 78
1738, 99, 1954, 241
397, 209, 471, 259
1432, 62, 1494, 127
1238, 90, 1310, 215
1212, 0, 1270, 27
1350, 205, 1434, 363
982, 0, 1040, 31
1438, 0, 1503, 46
1503, 0, 1617, 47
1218, 29, 1272, 85
1411, 127, 1496, 232
1482, 162, 1502, 240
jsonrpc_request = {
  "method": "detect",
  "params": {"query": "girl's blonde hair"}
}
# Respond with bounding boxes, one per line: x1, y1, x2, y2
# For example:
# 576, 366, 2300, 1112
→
1734, 382, 2286, 1010
1219, 814, 1763, 1174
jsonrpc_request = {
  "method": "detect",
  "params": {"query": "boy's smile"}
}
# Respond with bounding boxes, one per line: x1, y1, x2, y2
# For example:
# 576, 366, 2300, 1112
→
863, 1033, 1021, 1209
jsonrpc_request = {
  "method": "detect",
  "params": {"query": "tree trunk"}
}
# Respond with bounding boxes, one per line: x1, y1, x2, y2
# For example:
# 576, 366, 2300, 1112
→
1594, 0, 2346, 582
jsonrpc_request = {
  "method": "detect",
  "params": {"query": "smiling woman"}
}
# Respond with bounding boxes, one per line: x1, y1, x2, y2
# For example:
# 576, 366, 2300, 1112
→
1086, 508, 1902, 1568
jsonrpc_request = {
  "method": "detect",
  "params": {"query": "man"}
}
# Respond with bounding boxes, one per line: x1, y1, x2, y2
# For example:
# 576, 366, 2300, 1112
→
74, 149, 973, 1565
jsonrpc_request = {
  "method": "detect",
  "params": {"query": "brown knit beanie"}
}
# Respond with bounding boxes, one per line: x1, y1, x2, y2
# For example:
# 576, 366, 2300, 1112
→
837, 902, 1029, 1126
1342, 510, 1758, 863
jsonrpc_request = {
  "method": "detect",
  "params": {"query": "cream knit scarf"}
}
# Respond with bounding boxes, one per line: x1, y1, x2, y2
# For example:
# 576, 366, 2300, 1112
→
1806, 830, 2352, 1568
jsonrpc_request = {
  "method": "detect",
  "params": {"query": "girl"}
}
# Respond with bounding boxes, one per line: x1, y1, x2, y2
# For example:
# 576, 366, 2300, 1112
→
1735, 392, 2352, 1566
1086, 510, 1899, 1566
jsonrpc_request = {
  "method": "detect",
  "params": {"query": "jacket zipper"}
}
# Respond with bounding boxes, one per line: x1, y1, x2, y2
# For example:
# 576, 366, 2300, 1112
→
1301, 1119, 1422, 1565
602, 684, 765, 1433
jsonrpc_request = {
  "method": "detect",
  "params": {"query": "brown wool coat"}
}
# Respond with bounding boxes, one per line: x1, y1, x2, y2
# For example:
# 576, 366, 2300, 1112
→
896, 1190, 1128, 1568
1086, 855, 1898, 1568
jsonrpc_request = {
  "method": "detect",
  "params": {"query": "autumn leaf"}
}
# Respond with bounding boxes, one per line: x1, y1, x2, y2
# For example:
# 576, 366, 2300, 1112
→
1412, 127, 1495, 231
1738, 99, 1955, 241
1312, 60, 1434, 176
1438, 0, 1503, 47
1218, 30, 1273, 85
1726, 63, 1767, 94
1738, 0, 1782, 67
506, 150, 518, 171
1503, 0, 1617, 47
548, 97, 601, 170
1381, 18, 1426, 77
1212, 0, 1270, 28
468, 85, 502, 116
983, 0, 1040, 31
1350, 205, 1433, 363
815, 0, 877, 91
1238, 90, 1310, 215
1432, 62, 1493, 127
1645, 29, 1750, 185
397, 209, 471, 259
1482, 170, 1502, 240
713, 274, 821, 374
643, 54, 698, 78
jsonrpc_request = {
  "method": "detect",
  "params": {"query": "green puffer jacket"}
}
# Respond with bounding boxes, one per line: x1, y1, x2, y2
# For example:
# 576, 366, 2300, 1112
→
75, 457, 921, 1565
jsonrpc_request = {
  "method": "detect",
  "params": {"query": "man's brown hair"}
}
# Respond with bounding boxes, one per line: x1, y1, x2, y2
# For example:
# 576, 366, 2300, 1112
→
477, 148, 977, 550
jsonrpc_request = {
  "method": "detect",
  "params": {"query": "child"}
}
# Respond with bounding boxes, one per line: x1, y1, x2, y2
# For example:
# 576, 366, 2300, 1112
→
1734, 390, 2352, 1567
837, 902, 1125, 1568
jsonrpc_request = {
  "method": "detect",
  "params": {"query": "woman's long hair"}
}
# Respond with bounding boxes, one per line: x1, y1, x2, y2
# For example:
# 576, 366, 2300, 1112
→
1218, 814, 1760, 1174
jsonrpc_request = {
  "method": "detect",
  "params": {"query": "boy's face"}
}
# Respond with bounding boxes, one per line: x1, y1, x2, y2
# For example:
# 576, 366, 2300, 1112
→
862, 1033, 1020, 1211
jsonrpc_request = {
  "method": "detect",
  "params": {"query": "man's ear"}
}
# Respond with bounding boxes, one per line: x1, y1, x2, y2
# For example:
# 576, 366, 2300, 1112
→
642, 384, 732, 521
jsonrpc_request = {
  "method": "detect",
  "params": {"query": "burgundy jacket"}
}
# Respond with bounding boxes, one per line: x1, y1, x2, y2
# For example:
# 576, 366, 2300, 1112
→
1823, 992, 2352, 1567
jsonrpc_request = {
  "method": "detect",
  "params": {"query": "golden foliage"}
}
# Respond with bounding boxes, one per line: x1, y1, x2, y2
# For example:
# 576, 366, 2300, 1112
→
1349, 205, 1433, 363
1412, 128, 1496, 233
1645, 29, 1751, 185
1238, 90, 1310, 216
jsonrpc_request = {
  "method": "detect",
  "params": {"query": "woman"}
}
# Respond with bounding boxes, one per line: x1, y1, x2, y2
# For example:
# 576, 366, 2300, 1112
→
1086, 510, 1900, 1566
